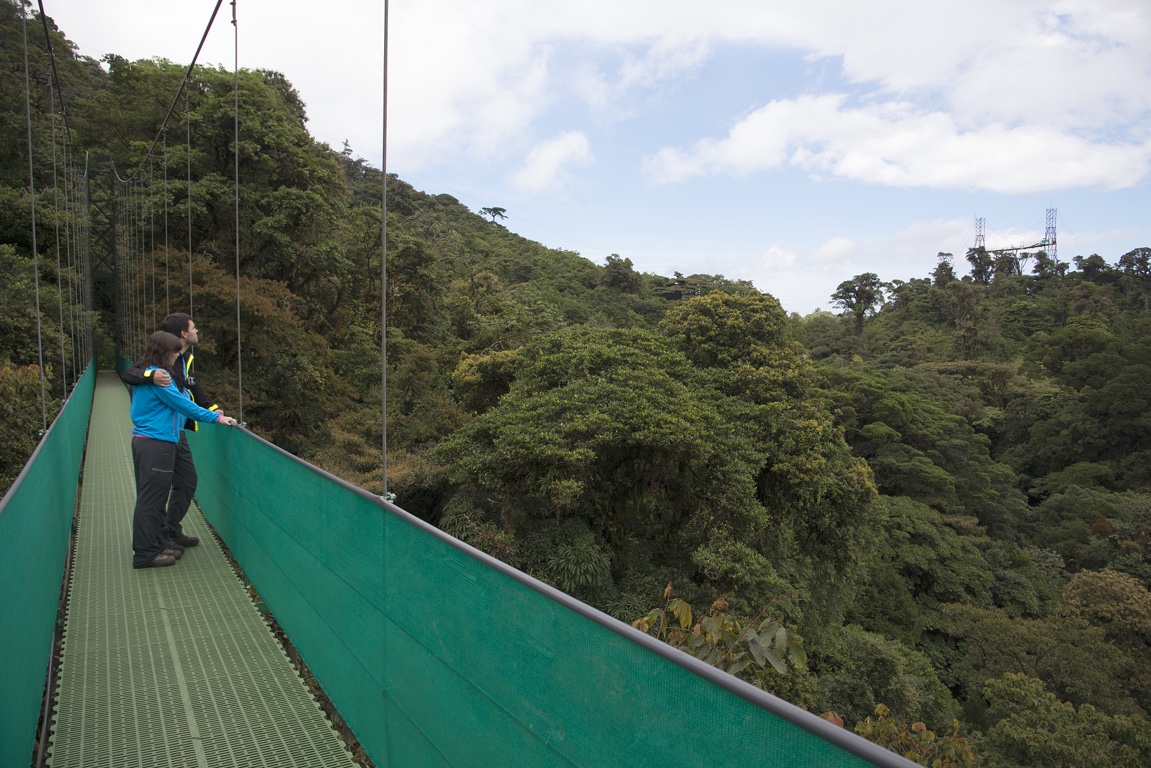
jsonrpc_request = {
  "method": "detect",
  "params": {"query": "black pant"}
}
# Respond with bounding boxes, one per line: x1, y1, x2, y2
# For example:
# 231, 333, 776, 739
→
131, 436, 177, 568
164, 431, 197, 539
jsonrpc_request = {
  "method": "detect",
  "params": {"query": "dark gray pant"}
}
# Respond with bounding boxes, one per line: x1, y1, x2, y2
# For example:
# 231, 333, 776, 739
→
164, 431, 197, 539
131, 436, 177, 568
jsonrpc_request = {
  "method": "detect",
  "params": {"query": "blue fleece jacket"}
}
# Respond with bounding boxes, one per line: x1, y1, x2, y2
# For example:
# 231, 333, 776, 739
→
130, 366, 221, 442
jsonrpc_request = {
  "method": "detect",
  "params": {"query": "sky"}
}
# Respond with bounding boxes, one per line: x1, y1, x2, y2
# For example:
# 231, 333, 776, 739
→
43, 0, 1151, 314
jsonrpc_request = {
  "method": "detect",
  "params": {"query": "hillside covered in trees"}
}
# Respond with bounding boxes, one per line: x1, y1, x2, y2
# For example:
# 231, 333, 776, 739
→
4, 3, 1151, 764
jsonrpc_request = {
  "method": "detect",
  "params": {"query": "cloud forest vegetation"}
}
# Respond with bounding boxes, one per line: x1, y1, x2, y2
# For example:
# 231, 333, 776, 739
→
3, 4, 1150, 764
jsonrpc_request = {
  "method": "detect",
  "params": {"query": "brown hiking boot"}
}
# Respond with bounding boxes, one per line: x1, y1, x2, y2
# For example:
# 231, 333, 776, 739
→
162, 548, 183, 560
138, 553, 176, 568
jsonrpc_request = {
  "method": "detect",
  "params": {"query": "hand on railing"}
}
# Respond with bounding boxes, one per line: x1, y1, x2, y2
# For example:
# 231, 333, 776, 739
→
218, 415, 239, 427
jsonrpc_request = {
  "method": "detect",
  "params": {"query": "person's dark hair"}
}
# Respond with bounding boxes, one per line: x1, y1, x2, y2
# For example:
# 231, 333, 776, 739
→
142, 331, 184, 370
160, 312, 193, 337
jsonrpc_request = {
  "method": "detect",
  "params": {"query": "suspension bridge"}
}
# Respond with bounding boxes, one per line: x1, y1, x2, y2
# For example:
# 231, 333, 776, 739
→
0, 2, 915, 766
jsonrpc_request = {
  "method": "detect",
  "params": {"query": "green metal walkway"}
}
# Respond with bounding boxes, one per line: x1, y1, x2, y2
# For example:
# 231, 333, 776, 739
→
48, 373, 356, 768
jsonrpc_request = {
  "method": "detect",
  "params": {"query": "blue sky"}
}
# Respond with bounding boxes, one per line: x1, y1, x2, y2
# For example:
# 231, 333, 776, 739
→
46, 0, 1151, 313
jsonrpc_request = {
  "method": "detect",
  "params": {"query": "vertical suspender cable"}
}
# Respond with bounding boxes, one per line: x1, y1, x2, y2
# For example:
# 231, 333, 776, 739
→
149, 158, 156, 328
141, 181, 146, 342
22, 4, 48, 432
83, 153, 93, 367
132, 180, 139, 350
63, 123, 78, 381
163, 132, 170, 315
50, 79, 67, 394
187, 88, 194, 318
381, 0, 391, 499
140, 178, 146, 341
122, 180, 129, 352
232, 0, 244, 423
36, 0, 77, 385
120, 181, 127, 353
123, 178, 130, 351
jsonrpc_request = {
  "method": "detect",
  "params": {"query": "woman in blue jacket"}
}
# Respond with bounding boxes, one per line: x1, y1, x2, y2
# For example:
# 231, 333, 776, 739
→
130, 331, 238, 568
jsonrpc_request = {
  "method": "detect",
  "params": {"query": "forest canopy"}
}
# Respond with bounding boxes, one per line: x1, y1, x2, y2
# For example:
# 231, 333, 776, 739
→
3, 3, 1151, 764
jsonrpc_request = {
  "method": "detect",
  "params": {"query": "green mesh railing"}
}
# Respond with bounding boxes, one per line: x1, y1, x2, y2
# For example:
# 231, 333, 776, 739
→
0, 363, 95, 768
189, 425, 913, 767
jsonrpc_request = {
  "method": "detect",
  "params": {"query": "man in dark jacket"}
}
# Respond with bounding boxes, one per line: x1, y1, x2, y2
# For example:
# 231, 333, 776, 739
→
121, 313, 223, 550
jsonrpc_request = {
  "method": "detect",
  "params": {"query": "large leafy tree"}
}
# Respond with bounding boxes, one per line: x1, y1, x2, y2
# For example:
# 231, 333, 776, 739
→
847, 496, 993, 646
832, 272, 887, 337
980, 673, 1151, 768
433, 327, 768, 606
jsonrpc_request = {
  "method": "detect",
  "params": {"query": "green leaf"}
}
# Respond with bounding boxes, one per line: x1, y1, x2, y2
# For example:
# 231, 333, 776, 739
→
763, 647, 788, 674
748, 636, 766, 668
668, 598, 692, 629
727, 659, 752, 675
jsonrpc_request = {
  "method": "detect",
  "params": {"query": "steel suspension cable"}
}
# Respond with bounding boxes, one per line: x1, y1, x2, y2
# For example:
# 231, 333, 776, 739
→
163, 132, 170, 315
82, 153, 93, 367
187, 88, 194, 319
381, 0, 391, 500
137, 179, 144, 346
119, 178, 127, 352
232, 0, 244, 423
63, 119, 78, 381
50, 79, 67, 395
22, 3, 48, 432
149, 158, 156, 330
110, 0, 228, 184
35, 0, 82, 380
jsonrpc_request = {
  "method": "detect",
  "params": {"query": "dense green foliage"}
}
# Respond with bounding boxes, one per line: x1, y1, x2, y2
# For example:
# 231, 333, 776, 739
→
4, 4, 1151, 763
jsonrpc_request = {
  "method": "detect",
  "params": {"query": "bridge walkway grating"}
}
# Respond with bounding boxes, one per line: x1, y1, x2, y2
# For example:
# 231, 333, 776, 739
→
48, 372, 357, 768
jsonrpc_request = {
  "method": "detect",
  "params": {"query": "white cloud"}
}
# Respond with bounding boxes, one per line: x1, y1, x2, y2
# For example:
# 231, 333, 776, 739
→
759, 244, 798, 269
386, 0, 1151, 190
509, 132, 593, 192
645, 94, 1151, 192
574, 37, 712, 114
45, 0, 1151, 192
887, 219, 973, 258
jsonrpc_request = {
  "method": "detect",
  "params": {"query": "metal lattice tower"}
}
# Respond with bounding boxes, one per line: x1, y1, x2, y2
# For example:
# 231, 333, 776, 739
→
974, 217, 986, 249
1045, 207, 1057, 260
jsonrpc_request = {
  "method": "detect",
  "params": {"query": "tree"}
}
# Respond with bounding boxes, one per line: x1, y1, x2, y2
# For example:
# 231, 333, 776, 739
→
431, 327, 769, 607
814, 625, 959, 731
980, 673, 1151, 768
658, 290, 810, 398
1074, 254, 1117, 285
942, 603, 1140, 721
1063, 569, 1151, 712
478, 206, 507, 224
847, 496, 993, 646
1117, 247, 1151, 311
661, 292, 878, 595
932, 252, 957, 287
832, 273, 887, 337
599, 253, 641, 295
965, 247, 993, 286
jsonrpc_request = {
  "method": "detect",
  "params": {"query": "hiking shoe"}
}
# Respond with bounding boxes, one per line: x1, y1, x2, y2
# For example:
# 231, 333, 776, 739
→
162, 547, 183, 560
137, 553, 176, 568
172, 533, 200, 547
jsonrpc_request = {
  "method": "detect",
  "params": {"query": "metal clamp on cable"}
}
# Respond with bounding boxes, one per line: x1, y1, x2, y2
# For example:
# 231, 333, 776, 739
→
381, 492, 396, 503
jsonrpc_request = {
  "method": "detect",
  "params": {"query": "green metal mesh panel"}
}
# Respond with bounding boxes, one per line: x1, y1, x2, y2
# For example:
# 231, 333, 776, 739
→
189, 426, 912, 768
0, 364, 95, 768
